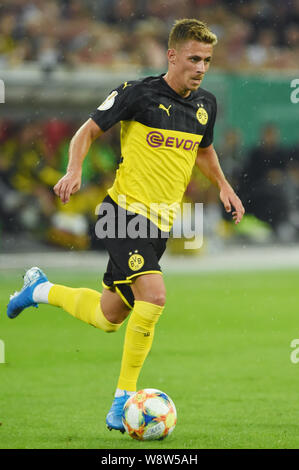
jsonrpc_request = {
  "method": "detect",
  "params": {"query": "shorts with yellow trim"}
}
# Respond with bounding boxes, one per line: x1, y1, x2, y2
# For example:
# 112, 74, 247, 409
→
97, 195, 169, 310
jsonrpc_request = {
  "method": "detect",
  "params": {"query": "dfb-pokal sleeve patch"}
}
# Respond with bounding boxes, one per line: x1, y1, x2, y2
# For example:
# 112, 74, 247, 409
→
90, 81, 139, 132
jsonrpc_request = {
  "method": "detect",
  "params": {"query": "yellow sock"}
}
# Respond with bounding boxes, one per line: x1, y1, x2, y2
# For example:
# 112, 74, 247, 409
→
117, 300, 164, 391
48, 285, 122, 332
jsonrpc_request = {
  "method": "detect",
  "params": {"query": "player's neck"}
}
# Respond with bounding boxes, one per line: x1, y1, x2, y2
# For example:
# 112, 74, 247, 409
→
162, 73, 191, 99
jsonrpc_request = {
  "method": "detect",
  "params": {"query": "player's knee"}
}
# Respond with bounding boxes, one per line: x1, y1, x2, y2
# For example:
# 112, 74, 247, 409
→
132, 274, 166, 306
153, 292, 166, 307
142, 291, 166, 307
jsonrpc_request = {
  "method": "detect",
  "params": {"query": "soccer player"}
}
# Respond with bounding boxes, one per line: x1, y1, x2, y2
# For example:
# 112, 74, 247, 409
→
7, 19, 245, 433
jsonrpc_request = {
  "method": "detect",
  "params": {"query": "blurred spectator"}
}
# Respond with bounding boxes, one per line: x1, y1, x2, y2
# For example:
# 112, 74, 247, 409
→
131, 19, 168, 69
218, 127, 244, 189
43, 119, 74, 157
284, 144, 299, 234
37, 37, 60, 73
246, 29, 278, 67
104, 0, 142, 28
239, 124, 294, 240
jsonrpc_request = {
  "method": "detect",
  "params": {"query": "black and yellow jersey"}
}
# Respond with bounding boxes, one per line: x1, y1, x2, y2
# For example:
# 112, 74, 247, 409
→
90, 74, 217, 231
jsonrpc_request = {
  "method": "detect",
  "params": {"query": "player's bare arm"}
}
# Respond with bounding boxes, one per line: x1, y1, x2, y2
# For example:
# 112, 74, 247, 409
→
196, 143, 245, 224
53, 118, 104, 204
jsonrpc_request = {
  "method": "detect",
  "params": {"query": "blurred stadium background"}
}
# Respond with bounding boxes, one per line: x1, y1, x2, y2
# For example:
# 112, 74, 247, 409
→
1, 0, 299, 450
0, 0, 299, 257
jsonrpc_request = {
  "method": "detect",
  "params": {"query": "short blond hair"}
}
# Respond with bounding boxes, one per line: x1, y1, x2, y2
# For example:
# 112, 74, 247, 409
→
168, 18, 217, 49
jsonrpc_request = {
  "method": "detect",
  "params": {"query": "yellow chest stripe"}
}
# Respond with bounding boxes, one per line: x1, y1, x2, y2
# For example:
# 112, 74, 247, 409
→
108, 121, 203, 230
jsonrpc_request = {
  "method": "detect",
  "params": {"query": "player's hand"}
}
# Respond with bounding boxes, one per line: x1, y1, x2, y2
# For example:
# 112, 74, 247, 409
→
53, 171, 82, 204
219, 183, 245, 225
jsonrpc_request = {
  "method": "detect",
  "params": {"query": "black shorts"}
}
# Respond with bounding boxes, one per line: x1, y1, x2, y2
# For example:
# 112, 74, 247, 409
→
96, 195, 169, 309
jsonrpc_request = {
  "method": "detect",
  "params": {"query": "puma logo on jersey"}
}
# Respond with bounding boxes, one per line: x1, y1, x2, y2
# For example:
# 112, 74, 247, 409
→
123, 82, 132, 90
159, 104, 172, 116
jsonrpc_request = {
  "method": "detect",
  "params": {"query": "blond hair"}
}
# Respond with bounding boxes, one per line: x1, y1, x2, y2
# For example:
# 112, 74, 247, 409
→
168, 18, 217, 49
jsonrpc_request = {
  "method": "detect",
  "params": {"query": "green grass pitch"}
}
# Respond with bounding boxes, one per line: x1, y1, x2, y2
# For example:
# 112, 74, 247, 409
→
1, 268, 299, 449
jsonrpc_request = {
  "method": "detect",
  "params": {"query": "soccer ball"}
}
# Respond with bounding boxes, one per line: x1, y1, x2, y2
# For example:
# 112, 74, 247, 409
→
122, 388, 177, 441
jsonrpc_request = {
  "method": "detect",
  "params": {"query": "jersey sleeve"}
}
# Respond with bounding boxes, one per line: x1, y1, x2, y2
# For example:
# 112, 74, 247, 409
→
198, 96, 217, 148
90, 81, 139, 131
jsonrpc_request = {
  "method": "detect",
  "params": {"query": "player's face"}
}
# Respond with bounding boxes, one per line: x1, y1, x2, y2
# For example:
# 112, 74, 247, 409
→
169, 40, 213, 93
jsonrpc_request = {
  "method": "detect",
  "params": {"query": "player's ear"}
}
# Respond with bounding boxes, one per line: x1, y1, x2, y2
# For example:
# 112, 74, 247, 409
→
167, 48, 177, 65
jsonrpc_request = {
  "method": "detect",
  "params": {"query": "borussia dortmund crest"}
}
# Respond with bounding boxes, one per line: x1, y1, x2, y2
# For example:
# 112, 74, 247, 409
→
128, 252, 144, 271
196, 105, 208, 125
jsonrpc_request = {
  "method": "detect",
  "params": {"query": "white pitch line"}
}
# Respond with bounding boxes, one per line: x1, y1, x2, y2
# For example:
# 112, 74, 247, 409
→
1, 245, 299, 273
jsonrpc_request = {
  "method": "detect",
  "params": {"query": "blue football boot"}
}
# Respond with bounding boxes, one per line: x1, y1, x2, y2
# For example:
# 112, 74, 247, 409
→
106, 392, 132, 433
7, 267, 48, 319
